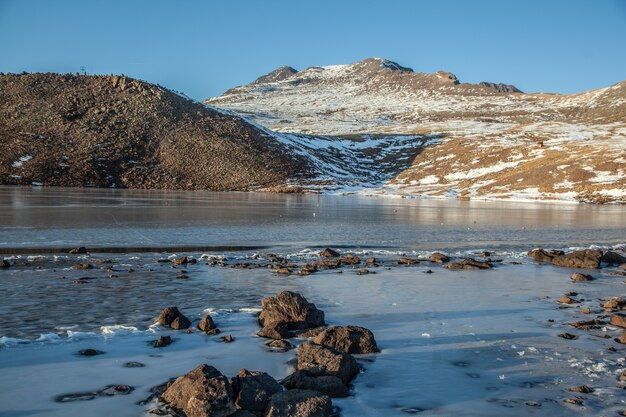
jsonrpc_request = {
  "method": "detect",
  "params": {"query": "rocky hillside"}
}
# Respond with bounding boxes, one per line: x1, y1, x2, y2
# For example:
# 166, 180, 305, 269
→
207, 58, 626, 203
0, 73, 311, 190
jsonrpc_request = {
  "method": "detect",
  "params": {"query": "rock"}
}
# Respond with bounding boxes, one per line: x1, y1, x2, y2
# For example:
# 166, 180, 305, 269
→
170, 315, 191, 330
610, 313, 626, 328
158, 306, 183, 326
601, 251, 626, 265
259, 291, 325, 330
198, 315, 217, 333
294, 326, 327, 338
319, 248, 340, 258
0, 260, 10, 268
281, 371, 349, 398
619, 370, 626, 382
266, 339, 293, 350
569, 385, 593, 393
230, 411, 257, 417
276, 267, 291, 275
571, 272, 593, 282
72, 263, 93, 270
552, 250, 603, 269
445, 258, 492, 270
258, 320, 290, 340
365, 257, 377, 264
604, 298, 626, 310
355, 269, 370, 275
313, 325, 379, 354
430, 252, 450, 263
153, 336, 173, 348
265, 389, 332, 417
162, 364, 235, 417
398, 257, 419, 265
563, 398, 583, 405
68, 247, 87, 254
618, 330, 626, 344
231, 369, 283, 413
220, 335, 234, 343
314, 259, 341, 269
339, 254, 360, 265
172, 256, 190, 266
558, 332, 578, 340
125, 361, 145, 368
296, 341, 358, 385
461, 258, 492, 269
559, 295, 578, 304
78, 348, 104, 356
528, 248, 564, 263
570, 319, 605, 330
157, 306, 190, 330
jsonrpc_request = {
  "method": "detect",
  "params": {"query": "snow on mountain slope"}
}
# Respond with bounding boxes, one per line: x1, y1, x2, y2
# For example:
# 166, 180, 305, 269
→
207, 58, 626, 203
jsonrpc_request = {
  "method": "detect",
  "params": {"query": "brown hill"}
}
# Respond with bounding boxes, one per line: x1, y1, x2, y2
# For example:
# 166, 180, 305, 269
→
0, 73, 310, 190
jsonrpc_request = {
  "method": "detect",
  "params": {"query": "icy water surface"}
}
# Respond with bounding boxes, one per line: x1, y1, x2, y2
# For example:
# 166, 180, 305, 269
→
1, 186, 626, 417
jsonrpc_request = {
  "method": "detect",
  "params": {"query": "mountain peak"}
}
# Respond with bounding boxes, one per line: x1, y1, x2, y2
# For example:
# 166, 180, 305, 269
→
252, 66, 298, 84
354, 58, 414, 73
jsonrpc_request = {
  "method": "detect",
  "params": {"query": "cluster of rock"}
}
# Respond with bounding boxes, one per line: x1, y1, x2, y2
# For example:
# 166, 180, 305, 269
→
155, 291, 379, 416
529, 248, 626, 269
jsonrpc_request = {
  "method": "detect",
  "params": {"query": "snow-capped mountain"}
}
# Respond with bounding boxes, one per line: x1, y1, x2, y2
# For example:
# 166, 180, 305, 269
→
207, 58, 626, 203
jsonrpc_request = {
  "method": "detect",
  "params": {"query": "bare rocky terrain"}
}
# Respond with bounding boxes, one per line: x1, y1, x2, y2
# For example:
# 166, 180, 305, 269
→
0, 73, 311, 190
208, 58, 626, 203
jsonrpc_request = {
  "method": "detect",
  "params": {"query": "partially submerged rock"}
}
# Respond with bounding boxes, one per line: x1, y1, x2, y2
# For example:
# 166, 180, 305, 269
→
198, 315, 217, 333
610, 313, 626, 328
231, 369, 283, 413
296, 341, 358, 385
571, 272, 593, 282
162, 364, 235, 417
398, 257, 419, 265
281, 371, 349, 398
531, 249, 602, 269
157, 306, 191, 330
446, 258, 492, 270
319, 248, 340, 258
265, 389, 332, 417
153, 336, 173, 348
258, 320, 290, 340
259, 291, 325, 330
313, 325, 379, 354
430, 252, 450, 264
601, 251, 626, 265
0, 260, 10, 268
339, 254, 360, 265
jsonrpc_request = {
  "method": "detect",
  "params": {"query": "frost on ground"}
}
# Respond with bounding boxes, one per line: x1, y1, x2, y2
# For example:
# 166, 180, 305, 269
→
208, 58, 626, 203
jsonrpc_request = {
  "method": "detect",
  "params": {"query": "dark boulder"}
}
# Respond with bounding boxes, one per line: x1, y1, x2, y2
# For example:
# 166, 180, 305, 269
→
398, 257, 419, 265
281, 371, 349, 398
162, 364, 235, 417
339, 254, 360, 265
265, 389, 332, 417
266, 339, 293, 350
157, 306, 191, 330
296, 341, 358, 385
528, 249, 563, 263
610, 313, 626, 328
552, 250, 602, 269
258, 320, 290, 340
601, 251, 626, 265
319, 248, 340, 258
314, 259, 341, 269
72, 263, 93, 270
259, 291, 325, 330
430, 253, 450, 263
571, 272, 593, 282
153, 336, 173, 348
0, 260, 10, 268
68, 247, 87, 254
171, 315, 191, 330
313, 325, 379, 354
198, 315, 217, 333
231, 369, 283, 413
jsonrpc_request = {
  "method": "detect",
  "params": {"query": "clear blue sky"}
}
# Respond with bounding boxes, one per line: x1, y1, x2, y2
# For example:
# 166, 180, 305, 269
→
0, 0, 624, 99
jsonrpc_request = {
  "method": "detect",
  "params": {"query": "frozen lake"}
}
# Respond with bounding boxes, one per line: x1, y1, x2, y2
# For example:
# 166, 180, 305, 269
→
1, 186, 625, 417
